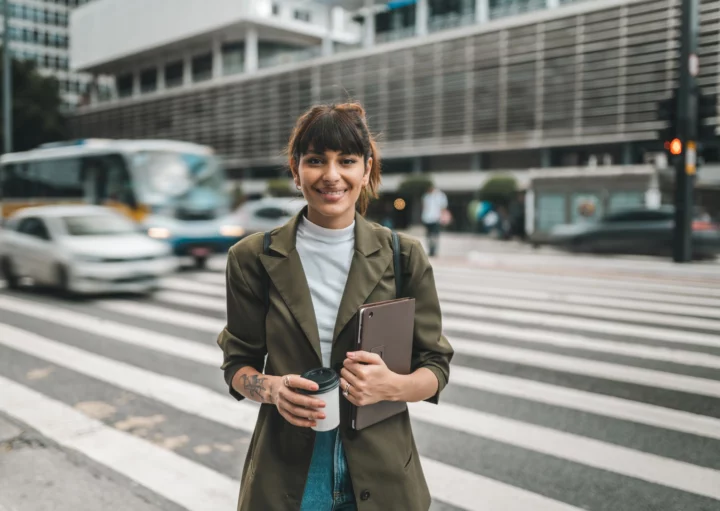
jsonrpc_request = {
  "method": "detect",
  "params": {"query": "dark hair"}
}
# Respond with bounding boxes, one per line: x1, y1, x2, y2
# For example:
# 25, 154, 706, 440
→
287, 102, 381, 215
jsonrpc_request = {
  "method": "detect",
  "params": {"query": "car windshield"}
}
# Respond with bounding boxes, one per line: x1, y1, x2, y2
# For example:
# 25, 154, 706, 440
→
63, 215, 137, 236
131, 151, 228, 212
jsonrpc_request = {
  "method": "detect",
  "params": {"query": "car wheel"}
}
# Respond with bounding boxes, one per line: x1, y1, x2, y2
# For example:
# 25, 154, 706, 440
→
1, 257, 20, 290
55, 264, 73, 297
193, 256, 208, 269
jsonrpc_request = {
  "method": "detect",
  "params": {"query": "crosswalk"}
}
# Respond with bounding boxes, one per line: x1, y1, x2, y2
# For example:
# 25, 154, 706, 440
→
0, 256, 719, 511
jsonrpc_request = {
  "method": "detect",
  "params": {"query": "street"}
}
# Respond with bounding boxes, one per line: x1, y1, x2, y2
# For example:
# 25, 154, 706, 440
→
1, 240, 719, 511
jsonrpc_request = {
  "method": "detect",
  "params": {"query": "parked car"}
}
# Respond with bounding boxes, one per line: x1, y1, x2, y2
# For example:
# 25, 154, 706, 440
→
548, 206, 720, 259
0, 205, 178, 295
232, 197, 306, 236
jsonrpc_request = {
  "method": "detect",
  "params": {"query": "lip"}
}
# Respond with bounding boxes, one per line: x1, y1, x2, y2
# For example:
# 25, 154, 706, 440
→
314, 188, 347, 203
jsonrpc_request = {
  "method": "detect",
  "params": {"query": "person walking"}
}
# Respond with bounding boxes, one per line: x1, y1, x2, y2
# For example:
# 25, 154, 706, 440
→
421, 184, 449, 257
217, 102, 454, 511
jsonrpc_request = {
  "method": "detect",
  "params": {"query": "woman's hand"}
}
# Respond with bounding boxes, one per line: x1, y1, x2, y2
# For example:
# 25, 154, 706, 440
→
270, 374, 326, 429
340, 351, 401, 407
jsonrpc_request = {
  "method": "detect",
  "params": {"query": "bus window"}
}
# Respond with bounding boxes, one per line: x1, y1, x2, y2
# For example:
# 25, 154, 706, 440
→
34, 158, 84, 198
81, 154, 137, 210
1, 163, 34, 198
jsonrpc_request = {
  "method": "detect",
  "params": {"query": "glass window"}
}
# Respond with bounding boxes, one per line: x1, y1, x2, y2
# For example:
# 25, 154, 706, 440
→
140, 67, 157, 93
571, 193, 603, 224
164, 60, 183, 88
116, 73, 134, 98
222, 42, 244, 75
81, 154, 136, 208
62, 214, 136, 236
33, 158, 84, 198
0, 163, 33, 198
17, 217, 51, 240
191, 52, 212, 82
255, 207, 285, 220
536, 193, 566, 232
294, 9, 311, 22
608, 191, 644, 214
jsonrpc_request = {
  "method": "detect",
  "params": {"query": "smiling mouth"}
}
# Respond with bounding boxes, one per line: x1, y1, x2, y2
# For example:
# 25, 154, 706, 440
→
315, 189, 347, 196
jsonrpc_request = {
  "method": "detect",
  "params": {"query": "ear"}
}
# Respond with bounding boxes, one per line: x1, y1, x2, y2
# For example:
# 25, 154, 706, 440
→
362, 158, 373, 186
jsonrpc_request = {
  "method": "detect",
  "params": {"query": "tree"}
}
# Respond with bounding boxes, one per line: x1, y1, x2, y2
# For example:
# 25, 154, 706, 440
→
478, 174, 518, 207
0, 55, 68, 153
398, 174, 434, 225
266, 178, 297, 197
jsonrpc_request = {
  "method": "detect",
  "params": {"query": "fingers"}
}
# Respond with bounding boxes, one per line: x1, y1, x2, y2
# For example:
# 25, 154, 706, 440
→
340, 368, 361, 390
279, 398, 326, 422
285, 375, 320, 393
347, 351, 383, 365
281, 388, 325, 409
277, 407, 317, 428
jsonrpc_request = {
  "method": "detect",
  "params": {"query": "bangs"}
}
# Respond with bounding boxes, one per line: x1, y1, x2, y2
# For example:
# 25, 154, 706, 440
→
293, 109, 368, 160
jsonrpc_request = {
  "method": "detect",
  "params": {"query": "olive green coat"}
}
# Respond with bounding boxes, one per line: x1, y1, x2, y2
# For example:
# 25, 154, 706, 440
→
217, 209, 454, 511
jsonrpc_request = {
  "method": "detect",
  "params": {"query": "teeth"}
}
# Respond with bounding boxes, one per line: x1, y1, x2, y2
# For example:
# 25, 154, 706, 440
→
320, 190, 344, 196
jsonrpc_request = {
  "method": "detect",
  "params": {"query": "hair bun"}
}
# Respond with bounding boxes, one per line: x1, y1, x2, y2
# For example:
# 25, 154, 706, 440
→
337, 102, 367, 120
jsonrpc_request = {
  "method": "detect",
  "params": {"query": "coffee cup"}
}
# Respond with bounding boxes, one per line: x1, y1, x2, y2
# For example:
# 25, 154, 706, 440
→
299, 368, 340, 432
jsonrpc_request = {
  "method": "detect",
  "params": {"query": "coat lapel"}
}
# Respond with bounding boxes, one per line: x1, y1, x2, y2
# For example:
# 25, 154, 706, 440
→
332, 213, 392, 341
259, 212, 322, 365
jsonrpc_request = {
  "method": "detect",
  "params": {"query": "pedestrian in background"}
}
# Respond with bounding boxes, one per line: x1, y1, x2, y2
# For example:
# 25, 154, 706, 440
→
421, 184, 449, 257
217, 102, 453, 511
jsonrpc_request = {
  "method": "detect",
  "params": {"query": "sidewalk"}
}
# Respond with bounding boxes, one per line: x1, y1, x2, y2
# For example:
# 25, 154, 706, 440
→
0, 413, 176, 511
402, 228, 720, 282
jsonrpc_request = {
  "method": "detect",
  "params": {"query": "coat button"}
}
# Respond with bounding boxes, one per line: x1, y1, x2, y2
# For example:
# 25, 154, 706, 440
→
360, 490, 371, 501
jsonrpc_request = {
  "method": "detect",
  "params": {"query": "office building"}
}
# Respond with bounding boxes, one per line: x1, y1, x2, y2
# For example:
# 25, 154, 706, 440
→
67, 0, 720, 228
2, 0, 95, 109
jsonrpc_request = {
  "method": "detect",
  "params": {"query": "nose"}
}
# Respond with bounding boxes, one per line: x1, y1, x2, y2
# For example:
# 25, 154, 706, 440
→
323, 160, 341, 182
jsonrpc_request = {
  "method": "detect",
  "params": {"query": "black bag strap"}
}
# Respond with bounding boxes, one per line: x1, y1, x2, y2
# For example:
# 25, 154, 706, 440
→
392, 231, 402, 298
263, 231, 271, 312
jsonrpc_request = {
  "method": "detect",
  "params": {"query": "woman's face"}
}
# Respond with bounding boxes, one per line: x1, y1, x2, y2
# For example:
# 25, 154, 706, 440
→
295, 148, 371, 229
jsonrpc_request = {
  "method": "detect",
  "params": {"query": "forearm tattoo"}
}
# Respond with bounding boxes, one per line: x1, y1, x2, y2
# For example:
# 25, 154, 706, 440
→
240, 374, 269, 401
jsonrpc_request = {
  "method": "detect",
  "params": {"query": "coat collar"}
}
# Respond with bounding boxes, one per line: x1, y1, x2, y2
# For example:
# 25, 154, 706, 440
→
258, 208, 391, 363
265, 207, 383, 257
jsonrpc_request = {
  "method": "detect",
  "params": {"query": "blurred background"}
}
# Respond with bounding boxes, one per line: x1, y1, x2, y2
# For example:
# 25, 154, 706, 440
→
1, 2, 720, 511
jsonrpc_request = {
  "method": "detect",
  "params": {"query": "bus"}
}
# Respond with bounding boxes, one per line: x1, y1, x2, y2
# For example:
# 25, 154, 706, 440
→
0, 139, 246, 268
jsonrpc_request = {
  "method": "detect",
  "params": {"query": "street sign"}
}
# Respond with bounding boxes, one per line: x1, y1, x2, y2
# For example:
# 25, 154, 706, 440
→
686, 141, 697, 175
689, 54, 699, 77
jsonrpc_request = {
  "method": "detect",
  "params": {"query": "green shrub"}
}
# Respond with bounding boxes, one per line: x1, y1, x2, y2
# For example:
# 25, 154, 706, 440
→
478, 174, 518, 206
267, 178, 297, 197
398, 175, 434, 198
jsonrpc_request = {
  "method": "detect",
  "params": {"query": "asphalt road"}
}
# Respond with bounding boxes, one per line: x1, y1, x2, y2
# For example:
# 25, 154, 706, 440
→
0, 250, 719, 511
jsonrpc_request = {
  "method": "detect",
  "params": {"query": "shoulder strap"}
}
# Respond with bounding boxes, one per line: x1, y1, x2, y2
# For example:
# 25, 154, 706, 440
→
263, 231, 271, 312
391, 231, 402, 298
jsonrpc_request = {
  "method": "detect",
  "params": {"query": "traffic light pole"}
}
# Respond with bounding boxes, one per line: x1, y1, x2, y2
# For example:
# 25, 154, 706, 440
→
674, 0, 699, 263
2, 0, 12, 154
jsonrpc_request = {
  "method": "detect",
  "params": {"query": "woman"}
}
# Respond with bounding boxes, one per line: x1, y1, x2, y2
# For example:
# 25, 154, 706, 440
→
217, 102, 454, 511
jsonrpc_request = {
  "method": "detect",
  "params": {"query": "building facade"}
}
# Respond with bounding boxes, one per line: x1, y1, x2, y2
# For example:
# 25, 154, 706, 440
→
67, 0, 720, 226
2, 0, 95, 109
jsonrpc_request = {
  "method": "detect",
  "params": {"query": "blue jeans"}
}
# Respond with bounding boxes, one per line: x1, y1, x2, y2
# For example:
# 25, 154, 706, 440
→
300, 428, 356, 511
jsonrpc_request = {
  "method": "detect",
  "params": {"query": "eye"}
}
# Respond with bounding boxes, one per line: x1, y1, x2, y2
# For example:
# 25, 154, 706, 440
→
342, 158, 357, 165
306, 157, 323, 165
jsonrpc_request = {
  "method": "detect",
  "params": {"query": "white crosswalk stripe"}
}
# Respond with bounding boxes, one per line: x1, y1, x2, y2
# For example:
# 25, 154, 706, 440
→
0, 258, 719, 511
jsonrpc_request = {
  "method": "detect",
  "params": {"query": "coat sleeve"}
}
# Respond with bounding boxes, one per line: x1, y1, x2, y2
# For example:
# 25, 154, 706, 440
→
217, 238, 267, 401
401, 235, 454, 404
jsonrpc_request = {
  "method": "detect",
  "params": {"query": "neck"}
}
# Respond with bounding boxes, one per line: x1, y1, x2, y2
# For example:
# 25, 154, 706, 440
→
306, 208, 356, 230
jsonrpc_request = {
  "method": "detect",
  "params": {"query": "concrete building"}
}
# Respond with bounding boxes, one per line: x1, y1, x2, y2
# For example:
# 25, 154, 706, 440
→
1, 0, 95, 109
67, 0, 720, 229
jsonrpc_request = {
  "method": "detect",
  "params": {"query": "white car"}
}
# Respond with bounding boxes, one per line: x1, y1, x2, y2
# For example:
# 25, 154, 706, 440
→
233, 197, 306, 236
0, 205, 178, 295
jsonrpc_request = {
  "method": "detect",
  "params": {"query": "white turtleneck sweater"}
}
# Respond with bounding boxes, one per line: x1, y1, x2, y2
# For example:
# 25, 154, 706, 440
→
295, 216, 355, 368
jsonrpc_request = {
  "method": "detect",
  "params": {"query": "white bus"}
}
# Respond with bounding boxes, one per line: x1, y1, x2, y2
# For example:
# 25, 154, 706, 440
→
0, 139, 245, 268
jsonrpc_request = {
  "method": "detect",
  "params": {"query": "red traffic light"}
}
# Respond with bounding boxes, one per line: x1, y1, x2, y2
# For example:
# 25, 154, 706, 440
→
666, 138, 682, 155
